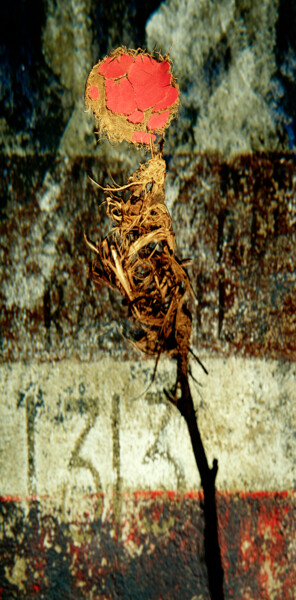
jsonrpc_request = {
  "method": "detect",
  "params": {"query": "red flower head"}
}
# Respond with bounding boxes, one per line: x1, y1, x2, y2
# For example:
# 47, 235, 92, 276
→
85, 47, 179, 145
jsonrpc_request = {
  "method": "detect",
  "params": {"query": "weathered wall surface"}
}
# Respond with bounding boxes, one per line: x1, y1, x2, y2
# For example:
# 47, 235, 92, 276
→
1, 153, 295, 363
1, 0, 296, 598
1, 153, 295, 599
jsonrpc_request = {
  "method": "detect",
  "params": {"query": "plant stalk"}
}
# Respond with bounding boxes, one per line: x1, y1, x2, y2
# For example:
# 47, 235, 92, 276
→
176, 356, 225, 600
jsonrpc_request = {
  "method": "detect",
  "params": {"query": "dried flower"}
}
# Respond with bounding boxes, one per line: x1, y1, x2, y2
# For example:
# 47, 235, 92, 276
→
85, 48, 179, 145
85, 47, 191, 360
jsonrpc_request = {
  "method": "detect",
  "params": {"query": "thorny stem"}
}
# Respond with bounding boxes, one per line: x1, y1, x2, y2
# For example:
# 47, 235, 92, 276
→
174, 356, 225, 600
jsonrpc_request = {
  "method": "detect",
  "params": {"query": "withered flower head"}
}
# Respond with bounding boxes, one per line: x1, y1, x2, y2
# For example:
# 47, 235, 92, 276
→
85, 47, 179, 145
85, 48, 191, 363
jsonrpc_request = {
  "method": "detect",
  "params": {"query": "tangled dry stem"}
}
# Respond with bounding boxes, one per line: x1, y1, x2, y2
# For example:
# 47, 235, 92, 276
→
85, 154, 192, 361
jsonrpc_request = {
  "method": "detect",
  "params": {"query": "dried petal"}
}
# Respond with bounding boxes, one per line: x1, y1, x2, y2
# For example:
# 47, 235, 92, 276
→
132, 131, 156, 144
128, 55, 172, 111
99, 53, 134, 78
147, 111, 170, 131
105, 78, 137, 115
88, 85, 99, 100
152, 87, 178, 112
127, 110, 145, 123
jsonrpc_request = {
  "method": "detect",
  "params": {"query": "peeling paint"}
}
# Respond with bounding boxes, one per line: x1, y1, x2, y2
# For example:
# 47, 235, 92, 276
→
0, 492, 295, 598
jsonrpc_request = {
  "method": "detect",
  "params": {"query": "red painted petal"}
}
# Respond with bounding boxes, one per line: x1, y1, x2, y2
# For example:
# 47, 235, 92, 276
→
132, 55, 170, 79
130, 55, 159, 82
135, 80, 172, 111
88, 85, 99, 100
158, 60, 171, 82
98, 54, 134, 79
98, 56, 113, 75
147, 111, 170, 131
152, 86, 178, 112
132, 131, 156, 144
128, 57, 172, 111
135, 86, 162, 111
127, 110, 145, 123
128, 58, 171, 89
105, 78, 137, 115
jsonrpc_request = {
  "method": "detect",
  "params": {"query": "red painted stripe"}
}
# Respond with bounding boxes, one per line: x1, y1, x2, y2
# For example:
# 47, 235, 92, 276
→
0, 490, 294, 503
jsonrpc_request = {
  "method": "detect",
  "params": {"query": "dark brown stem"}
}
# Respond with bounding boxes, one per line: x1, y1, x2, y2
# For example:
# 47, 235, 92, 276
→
175, 356, 224, 600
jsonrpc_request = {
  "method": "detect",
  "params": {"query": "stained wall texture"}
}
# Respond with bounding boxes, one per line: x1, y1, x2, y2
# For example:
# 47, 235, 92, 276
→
1, 0, 296, 598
